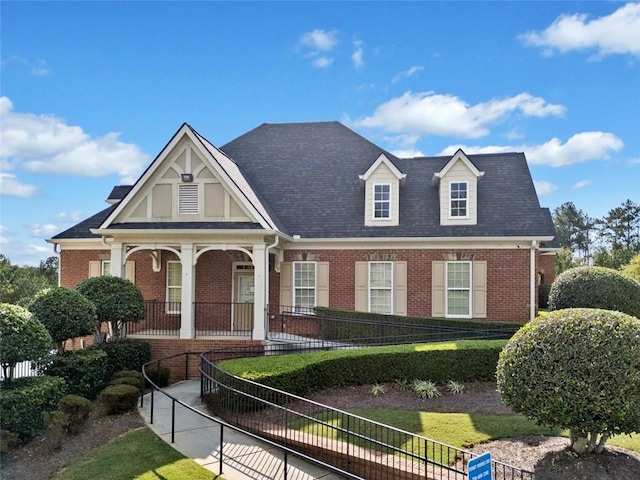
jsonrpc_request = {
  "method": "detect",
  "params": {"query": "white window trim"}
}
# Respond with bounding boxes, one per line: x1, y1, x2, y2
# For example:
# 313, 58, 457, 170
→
445, 261, 472, 318
368, 261, 393, 314
449, 181, 469, 219
178, 183, 200, 215
372, 183, 392, 220
292, 261, 317, 314
166, 261, 182, 314
101, 260, 111, 277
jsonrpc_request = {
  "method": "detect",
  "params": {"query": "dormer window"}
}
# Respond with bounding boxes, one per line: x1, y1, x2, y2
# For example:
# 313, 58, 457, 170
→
450, 182, 468, 218
373, 184, 391, 219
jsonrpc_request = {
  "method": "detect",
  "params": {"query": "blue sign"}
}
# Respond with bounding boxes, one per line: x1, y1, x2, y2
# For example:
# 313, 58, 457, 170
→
468, 451, 493, 480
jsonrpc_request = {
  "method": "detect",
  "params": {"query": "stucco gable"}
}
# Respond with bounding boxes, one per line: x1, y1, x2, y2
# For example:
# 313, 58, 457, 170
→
98, 124, 277, 230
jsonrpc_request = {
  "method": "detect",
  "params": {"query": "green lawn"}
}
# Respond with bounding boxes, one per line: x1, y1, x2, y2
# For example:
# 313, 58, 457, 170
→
293, 409, 640, 464
54, 427, 221, 480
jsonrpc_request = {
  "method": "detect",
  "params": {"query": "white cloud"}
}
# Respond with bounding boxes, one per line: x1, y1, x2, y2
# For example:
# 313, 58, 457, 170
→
23, 244, 50, 255
519, 3, 640, 58
572, 180, 592, 190
505, 129, 525, 140
356, 91, 565, 139
438, 131, 623, 167
352, 40, 364, 68
1, 55, 50, 76
29, 223, 60, 237
0, 97, 149, 183
534, 180, 558, 196
301, 29, 338, 51
628, 157, 640, 165
392, 66, 424, 83
312, 56, 333, 68
0, 172, 38, 198
391, 148, 425, 158
526, 132, 623, 167
0, 225, 9, 245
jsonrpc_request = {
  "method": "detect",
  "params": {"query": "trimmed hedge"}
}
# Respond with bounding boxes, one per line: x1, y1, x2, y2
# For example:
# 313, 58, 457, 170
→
41, 349, 109, 399
220, 340, 507, 397
0, 375, 67, 441
497, 308, 640, 453
58, 394, 93, 435
89, 339, 151, 378
100, 384, 139, 414
548, 266, 640, 317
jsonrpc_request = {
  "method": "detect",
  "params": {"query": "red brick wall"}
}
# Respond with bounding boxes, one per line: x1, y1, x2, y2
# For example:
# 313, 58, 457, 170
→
61, 246, 538, 323
280, 248, 534, 322
538, 253, 556, 285
144, 338, 263, 380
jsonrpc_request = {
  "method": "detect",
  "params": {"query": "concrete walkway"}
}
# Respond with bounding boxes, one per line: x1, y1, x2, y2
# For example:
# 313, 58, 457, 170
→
139, 380, 345, 480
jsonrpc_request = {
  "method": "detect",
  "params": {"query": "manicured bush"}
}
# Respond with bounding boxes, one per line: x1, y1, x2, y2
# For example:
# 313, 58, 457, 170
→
0, 303, 53, 381
110, 376, 142, 389
548, 266, 640, 317
0, 375, 67, 442
29, 287, 98, 353
41, 349, 109, 399
89, 339, 151, 378
76, 276, 145, 338
58, 394, 93, 435
144, 364, 171, 388
220, 340, 505, 396
42, 410, 69, 450
112, 369, 143, 382
496, 308, 640, 454
100, 384, 140, 414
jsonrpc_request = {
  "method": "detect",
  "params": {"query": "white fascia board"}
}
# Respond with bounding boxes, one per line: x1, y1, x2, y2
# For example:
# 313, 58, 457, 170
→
359, 153, 407, 185
46, 238, 108, 250
432, 149, 485, 185
191, 129, 278, 230
98, 124, 193, 230
283, 236, 554, 250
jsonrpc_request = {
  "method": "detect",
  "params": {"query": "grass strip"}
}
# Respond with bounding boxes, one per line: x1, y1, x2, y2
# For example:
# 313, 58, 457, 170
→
54, 427, 220, 480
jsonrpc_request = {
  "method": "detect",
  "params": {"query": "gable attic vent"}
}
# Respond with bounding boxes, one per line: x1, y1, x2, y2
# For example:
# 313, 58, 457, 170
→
178, 184, 199, 214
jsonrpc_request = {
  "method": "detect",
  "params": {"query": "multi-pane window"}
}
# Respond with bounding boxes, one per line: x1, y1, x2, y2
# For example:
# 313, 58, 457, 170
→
373, 184, 391, 219
178, 184, 199, 214
293, 262, 316, 313
446, 262, 471, 317
166, 261, 182, 314
101, 260, 111, 276
450, 182, 468, 217
369, 262, 393, 314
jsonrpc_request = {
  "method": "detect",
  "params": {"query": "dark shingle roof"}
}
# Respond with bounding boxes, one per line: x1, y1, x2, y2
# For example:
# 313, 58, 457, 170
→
221, 121, 556, 239
107, 185, 133, 202
52, 121, 556, 241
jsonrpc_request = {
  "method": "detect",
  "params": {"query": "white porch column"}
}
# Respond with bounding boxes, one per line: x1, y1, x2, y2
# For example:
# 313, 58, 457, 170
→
180, 243, 196, 339
530, 240, 538, 321
109, 242, 125, 277
252, 243, 267, 340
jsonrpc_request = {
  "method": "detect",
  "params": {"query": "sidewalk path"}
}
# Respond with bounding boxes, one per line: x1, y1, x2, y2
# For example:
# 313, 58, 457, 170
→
139, 380, 345, 480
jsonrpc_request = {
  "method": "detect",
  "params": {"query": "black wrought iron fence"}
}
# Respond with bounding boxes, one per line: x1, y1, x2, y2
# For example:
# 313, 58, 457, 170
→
200, 344, 539, 480
268, 307, 519, 345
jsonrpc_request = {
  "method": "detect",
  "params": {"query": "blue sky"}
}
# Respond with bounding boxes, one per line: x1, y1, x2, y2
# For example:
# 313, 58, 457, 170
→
1, 1, 639, 266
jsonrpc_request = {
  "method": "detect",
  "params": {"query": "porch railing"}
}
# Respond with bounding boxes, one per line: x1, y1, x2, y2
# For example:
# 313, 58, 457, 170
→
127, 301, 255, 337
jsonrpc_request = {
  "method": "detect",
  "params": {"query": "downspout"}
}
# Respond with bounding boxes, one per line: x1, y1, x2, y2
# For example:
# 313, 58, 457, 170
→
530, 240, 538, 321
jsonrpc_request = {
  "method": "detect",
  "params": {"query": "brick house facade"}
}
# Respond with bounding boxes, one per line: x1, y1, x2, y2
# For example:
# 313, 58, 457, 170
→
50, 121, 557, 351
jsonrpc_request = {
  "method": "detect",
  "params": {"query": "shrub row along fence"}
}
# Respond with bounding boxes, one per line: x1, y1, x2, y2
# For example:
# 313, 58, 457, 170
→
198, 342, 539, 480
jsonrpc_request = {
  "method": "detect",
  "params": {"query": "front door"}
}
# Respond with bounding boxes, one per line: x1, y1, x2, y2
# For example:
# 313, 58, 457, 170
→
234, 272, 254, 331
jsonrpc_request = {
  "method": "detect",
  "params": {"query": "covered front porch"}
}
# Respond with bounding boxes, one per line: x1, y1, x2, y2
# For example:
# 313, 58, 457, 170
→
102, 232, 284, 341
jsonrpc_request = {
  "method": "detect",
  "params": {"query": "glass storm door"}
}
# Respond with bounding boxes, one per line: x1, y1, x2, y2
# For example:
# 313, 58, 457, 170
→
234, 274, 254, 331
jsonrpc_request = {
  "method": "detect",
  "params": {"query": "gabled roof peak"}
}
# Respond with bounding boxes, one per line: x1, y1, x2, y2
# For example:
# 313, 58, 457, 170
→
432, 149, 485, 186
359, 153, 406, 185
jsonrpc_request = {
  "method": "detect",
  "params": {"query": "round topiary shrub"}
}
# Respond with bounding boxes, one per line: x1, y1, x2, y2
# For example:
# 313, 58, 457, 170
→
30, 287, 98, 354
497, 308, 640, 454
100, 384, 139, 414
548, 266, 640, 317
58, 394, 93, 435
0, 303, 53, 381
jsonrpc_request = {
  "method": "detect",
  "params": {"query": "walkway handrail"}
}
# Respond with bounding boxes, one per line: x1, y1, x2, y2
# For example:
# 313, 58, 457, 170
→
141, 352, 363, 479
